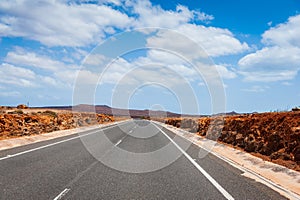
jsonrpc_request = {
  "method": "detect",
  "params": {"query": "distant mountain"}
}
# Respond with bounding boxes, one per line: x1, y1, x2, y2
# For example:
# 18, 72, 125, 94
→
212, 111, 240, 116
34, 104, 184, 118
34, 104, 239, 118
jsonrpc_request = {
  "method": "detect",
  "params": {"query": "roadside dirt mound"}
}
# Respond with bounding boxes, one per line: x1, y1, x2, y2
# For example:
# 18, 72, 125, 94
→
0, 110, 114, 140
164, 111, 300, 171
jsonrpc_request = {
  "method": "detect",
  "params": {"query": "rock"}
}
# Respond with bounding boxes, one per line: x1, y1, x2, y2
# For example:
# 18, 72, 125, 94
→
259, 144, 272, 156
292, 146, 300, 162
0, 111, 114, 139
242, 134, 256, 152
85, 118, 91, 124
222, 131, 236, 144
17, 104, 28, 109
236, 133, 243, 140
266, 132, 284, 152
292, 107, 300, 112
270, 152, 292, 161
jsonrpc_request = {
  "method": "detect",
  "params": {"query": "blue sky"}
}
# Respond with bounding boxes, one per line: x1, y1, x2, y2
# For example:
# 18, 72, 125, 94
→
0, 0, 300, 114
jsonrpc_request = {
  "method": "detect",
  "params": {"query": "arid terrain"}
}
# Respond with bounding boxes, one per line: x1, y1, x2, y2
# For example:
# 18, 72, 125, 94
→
1, 105, 300, 172
161, 110, 300, 172
0, 105, 114, 140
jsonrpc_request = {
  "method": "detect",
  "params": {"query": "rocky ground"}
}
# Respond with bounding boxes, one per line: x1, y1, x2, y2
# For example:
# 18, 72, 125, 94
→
162, 111, 300, 171
0, 106, 114, 140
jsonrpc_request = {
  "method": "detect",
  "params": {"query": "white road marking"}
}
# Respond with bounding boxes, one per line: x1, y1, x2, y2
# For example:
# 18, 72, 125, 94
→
53, 188, 70, 200
0, 120, 129, 161
129, 130, 133, 133
151, 122, 235, 200
155, 121, 300, 200
115, 139, 122, 146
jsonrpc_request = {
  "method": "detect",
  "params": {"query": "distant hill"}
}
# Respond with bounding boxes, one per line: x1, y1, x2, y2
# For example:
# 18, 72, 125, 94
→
34, 104, 184, 118
33, 104, 239, 118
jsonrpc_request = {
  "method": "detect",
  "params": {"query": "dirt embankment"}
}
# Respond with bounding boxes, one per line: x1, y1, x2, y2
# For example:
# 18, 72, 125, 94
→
0, 108, 114, 140
163, 111, 300, 171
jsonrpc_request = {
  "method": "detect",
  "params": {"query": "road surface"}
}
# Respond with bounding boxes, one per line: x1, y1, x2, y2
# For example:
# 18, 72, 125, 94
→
0, 120, 287, 199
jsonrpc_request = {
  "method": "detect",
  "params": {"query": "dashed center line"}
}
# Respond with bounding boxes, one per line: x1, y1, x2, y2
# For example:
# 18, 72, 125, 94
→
151, 122, 235, 200
53, 188, 70, 200
115, 139, 122, 146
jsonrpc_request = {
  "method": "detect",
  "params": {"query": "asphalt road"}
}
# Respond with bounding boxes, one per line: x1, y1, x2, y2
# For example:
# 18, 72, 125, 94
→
0, 120, 288, 199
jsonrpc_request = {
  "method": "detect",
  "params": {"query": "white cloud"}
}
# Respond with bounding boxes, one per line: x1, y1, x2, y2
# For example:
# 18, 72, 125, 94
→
130, 0, 248, 57
0, 63, 37, 87
3, 47, 82, 87
99, 0, 122, 6
239, 70, 297, 82
242, 85, 270, 93
129, 1, 194, 28
282, 82, 292, 86
42, 76, 60, 87
176, 24, 249, 57
0, 0, 247, 96
239, 14, 300, 82
0, 0, 247, 59
84, 54, 109, 66
4, 48, 78, 72
267, 21, 273, 26
146, 26, 249, 59
262, 15, 300, 47
54, 70, 79, 87
239, 46, 300, 71
0, 62, 65, 88
215, 65, 237, 79
195, 62, 236, 83
0, 91, 21, 97
146, 30, 208, 60
0, 62, 35, 79
0, 0, 133, 46
194, 10, 214, 22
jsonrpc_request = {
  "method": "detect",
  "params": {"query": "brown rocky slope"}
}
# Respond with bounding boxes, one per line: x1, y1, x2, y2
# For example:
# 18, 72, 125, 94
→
162, 111, 300, 171
0, 110, 114, 140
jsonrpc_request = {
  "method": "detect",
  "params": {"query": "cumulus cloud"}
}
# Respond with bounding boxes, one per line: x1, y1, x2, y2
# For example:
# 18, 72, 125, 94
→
239, 46, 300, 71
4, 48, 78, 72
128, 1, 193, 28
0, 91, 21, 97
176, 24, 249, 57
239, 14, 300, 82
242, 85, 270, 93
262, 15, 300, 47
0, 62, 65, 88
130, 1, 248, 57
0, 0, 247, 59
0, 0, 133, 46
0, 0, 246, 96
146, 30, 208, 60
0, 63, 37, 87
146, 26, 249, 58
2, 49, 78, 88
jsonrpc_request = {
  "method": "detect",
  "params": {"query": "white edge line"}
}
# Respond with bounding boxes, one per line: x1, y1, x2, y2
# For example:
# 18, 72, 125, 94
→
154, 121, 300, 200
53, 188, 70, 200
151, 122, 234, 200
0, 120, 130, 161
